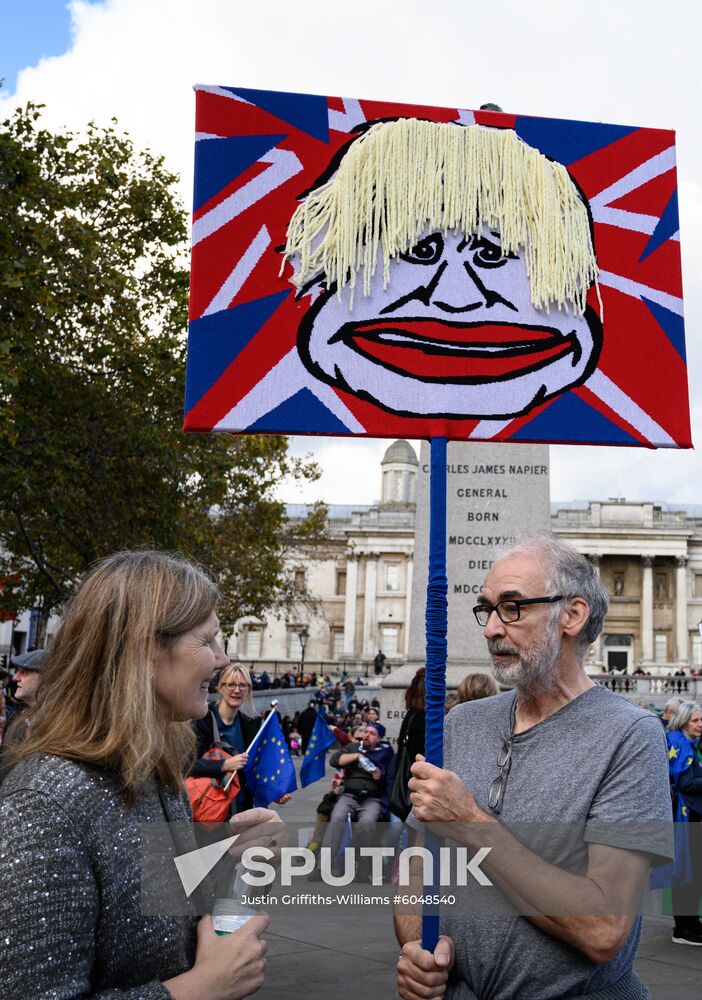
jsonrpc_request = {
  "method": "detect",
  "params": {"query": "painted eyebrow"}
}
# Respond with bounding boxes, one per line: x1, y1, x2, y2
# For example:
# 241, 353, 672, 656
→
457, 231, 506, 254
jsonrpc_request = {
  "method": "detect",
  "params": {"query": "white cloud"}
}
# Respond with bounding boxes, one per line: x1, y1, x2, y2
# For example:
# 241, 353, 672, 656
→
4, 0, 702, 505
282, 438, 402, 506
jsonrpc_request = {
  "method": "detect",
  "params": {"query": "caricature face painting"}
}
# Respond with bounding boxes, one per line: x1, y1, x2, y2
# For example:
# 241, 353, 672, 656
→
285, 119, 602, 419
185, 89, 689, 449
297, 225, 601, 418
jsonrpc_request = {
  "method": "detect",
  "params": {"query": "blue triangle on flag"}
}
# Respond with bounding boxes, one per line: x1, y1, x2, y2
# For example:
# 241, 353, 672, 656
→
514, 117, 637, 167
641, 296, 686, 362
248, 388, 351, 433
225, 87, 329, 144
193, 134, 285, 212
184, 292, 288, 412
639, 188, 680, 262
511, 391, 639, 445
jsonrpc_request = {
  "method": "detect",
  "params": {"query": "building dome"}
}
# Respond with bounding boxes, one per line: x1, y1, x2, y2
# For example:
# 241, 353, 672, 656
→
380, 441, 418, 505
381, 440, 418, 467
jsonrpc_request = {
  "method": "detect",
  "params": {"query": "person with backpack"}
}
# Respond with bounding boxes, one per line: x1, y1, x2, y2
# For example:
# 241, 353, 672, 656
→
190, 663, 292, 816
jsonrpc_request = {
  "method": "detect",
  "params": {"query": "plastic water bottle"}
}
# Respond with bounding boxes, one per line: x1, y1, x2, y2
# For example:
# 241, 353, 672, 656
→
356, 742, 377, 774
212, 865, 257, 936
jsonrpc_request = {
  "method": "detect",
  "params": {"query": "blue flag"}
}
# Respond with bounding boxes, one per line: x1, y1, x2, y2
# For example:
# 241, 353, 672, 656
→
300, 711, 336, 788
243, 713, 298, 807
650, 730, 695, 890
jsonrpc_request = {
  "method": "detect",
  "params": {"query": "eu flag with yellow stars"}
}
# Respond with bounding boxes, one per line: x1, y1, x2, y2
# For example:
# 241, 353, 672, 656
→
300, 711, 336, 788
243, 713, 298, 807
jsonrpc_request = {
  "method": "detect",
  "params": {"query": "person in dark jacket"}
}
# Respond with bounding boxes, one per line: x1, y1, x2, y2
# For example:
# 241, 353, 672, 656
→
0, 649, 46, 787
191, 664, 291, 812
296, 700, 319, 753
324, 721, 393, 877
390, 668, 426, 822
191, 663, 261, 813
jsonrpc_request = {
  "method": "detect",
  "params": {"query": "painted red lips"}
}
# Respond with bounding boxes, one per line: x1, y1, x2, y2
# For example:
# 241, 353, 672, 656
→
342, 320, 578, 380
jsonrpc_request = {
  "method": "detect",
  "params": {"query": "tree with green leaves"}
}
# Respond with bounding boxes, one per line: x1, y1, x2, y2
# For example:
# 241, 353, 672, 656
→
0, 104, 325, 638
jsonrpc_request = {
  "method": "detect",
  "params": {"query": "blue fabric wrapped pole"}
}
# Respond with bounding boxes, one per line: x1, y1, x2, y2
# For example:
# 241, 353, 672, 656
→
422, 437, 448, 952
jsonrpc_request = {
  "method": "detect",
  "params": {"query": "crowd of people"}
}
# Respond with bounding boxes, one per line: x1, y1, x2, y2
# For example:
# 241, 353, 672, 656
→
0, 539, 700, 999
249, 668, 318, 690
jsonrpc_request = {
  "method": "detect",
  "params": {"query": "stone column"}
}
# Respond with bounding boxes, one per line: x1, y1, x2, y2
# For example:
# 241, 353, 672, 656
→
404, 554, 413, 656
641, 556, 654, 664
363, 553, 379, 657
342, 555, 359, 658
675, 555, 688, 664
589, 555, 604, 668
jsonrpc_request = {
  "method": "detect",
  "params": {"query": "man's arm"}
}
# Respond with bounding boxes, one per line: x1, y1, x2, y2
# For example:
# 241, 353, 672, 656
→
331, 745, 361, 768
409, 760, 651, 964
468, 824, 649, 963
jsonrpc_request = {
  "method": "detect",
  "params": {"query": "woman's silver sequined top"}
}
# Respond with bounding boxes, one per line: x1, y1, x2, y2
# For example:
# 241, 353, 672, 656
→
0, 754, 197, 998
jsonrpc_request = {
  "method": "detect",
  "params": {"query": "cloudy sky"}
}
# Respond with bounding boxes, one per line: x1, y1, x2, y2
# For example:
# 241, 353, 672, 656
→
3, 0, 701, 505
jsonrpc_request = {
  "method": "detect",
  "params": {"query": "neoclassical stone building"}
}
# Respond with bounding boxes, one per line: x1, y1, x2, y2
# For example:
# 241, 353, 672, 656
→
553, 500, 702, 672
231, 442, 702, 676
232, 440, 418, 669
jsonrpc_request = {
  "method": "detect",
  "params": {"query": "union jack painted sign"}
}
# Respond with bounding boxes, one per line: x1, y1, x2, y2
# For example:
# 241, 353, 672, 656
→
185, 87, 690, 448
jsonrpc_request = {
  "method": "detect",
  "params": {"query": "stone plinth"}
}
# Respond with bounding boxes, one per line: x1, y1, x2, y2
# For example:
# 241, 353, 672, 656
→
381, 441, 550, 743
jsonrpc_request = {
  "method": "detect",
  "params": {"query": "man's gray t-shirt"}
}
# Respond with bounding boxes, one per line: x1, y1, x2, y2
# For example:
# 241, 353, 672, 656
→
431, 685, 672, 1000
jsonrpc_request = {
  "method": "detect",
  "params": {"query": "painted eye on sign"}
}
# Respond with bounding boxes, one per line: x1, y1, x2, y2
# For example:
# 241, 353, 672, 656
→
185, 87, 690, 450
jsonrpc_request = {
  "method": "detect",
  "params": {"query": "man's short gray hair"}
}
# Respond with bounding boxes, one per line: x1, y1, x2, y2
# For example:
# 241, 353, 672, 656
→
666, 701, 701, 733
501, 535, 609, 653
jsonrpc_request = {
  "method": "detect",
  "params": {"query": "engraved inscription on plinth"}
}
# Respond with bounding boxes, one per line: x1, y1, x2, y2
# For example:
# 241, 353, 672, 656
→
408, 440, 551, 667
381, 441, 551, 743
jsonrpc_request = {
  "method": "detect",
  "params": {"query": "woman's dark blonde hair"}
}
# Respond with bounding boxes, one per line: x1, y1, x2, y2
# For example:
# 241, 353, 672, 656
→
14, 550, 219, 801
455, 672, 499, 705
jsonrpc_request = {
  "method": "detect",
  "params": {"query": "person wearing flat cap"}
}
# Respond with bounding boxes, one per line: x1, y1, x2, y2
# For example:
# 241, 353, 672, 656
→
0, 649, 46, 785
10, 649, 45, 710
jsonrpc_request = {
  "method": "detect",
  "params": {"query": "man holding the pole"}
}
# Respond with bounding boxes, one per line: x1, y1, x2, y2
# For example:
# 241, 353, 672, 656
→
396, 536, 673, 1000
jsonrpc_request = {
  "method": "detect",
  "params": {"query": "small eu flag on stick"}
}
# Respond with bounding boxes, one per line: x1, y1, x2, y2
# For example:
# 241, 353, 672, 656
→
300, 711, 336, 788
243, 711, 298, 807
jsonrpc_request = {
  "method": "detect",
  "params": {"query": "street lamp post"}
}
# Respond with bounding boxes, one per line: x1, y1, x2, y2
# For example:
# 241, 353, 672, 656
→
297, 626, 309, 674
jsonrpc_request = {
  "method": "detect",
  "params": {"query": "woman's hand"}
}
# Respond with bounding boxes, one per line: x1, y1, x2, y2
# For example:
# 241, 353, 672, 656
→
228, 807, 288, 867
221, 753, 248, 773
165, 913, 269, 1000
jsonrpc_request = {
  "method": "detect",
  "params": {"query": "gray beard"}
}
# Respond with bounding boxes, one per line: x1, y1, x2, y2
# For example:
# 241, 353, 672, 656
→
488, 624, 561, 696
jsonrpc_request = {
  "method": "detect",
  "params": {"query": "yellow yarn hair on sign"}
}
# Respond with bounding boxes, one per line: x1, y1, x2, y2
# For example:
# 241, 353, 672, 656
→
283, 119, 599, 316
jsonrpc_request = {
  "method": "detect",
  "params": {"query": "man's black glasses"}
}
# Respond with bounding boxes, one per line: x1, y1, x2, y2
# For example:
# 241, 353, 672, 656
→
472, 595, 563, 627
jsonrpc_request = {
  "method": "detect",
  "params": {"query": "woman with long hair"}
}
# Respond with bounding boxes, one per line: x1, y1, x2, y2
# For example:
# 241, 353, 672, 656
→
0, 551, 272, 999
